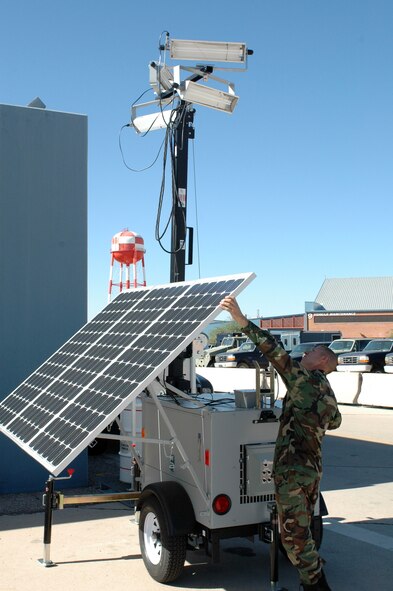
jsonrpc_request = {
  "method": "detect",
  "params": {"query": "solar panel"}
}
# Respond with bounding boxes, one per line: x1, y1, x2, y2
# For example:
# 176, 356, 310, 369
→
0, 273, 255, 476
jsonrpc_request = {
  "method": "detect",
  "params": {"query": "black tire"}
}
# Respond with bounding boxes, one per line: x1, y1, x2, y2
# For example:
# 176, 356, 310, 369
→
311, 515, 323, 549
237, 362, 250, 368
139, 497, 187, 583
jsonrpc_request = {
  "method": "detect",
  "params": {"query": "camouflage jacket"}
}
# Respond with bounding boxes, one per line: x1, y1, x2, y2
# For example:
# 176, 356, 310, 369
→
242, 322, 342, 478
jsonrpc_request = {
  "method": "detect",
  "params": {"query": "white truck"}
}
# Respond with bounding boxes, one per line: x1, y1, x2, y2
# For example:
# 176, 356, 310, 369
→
195, 334, 248, 367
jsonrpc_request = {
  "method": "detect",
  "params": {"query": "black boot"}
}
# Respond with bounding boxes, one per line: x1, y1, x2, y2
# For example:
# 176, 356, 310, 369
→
301, 570, 332, 591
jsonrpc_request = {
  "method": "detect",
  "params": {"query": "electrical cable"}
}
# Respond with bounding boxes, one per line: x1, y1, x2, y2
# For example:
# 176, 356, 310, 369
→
203, 398, 236, 406
119, 124, 166, 172
119, 87, 168, 172
191, 140, 201, 278
154, 104, 189, 255
130, 87, 153, 129
156, 29, 182, 132
158, 30, 170, 57
154, 125, 172, 245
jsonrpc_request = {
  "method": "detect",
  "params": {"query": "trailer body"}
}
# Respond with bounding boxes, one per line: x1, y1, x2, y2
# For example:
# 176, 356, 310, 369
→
141, 393, 278, 531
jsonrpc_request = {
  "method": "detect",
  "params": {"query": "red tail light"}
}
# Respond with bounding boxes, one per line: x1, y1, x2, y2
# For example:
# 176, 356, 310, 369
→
212, 494, 231, 515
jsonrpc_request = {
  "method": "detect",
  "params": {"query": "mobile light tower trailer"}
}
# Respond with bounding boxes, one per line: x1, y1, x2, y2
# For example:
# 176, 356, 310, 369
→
0, 36, 326, 591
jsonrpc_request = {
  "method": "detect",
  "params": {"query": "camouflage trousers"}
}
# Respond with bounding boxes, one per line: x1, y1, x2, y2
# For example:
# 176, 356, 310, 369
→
274, 470, 321, 585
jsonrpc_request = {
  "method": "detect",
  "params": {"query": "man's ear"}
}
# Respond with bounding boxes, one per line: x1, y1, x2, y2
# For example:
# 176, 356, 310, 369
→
319, 352, 330, 370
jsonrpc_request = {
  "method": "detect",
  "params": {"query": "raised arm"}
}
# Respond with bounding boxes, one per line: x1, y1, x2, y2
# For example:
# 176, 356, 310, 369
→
219, 296, 294, 378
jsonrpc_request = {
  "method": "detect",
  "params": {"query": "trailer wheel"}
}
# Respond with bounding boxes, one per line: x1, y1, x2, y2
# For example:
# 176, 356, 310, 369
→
139, 497, 187, 583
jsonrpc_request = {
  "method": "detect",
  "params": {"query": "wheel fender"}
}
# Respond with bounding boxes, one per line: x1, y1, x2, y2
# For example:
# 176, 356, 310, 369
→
319, 492, 328, 516
137, 481, 196, 536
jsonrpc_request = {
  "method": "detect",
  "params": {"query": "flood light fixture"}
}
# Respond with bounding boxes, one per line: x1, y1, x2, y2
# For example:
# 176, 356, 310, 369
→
132, 110, 175, 134
170, 39, 248, 64
131, 97, 176, 134
179, 80, 239, 113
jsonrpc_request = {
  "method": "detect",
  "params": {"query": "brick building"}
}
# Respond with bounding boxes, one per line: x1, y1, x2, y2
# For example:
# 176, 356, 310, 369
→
260, 277, 393, 339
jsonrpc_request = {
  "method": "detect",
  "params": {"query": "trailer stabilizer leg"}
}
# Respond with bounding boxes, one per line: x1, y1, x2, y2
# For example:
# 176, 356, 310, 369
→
268, 502, 288, 591
38, 477, 56, 567
38, 470, 75, 567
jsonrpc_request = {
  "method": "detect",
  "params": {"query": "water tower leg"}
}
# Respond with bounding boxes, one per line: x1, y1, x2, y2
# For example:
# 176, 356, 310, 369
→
141, 257, 146, 286
125, 264, 130, 290
119, 263, 123, 292
108, 254, 115, 303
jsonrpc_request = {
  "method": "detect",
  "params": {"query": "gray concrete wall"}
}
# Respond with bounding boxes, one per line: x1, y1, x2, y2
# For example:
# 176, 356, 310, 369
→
0, 103, 88, 492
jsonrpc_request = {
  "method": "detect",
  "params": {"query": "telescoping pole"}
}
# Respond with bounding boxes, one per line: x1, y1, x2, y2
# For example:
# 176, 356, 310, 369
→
169, 103, 195, 283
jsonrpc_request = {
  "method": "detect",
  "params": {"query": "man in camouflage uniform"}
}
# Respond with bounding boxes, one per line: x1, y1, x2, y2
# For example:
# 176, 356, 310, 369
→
220, 296, 342, 591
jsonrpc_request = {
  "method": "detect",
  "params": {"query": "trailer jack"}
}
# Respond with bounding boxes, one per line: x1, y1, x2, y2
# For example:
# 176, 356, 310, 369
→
38, 470, 140, 567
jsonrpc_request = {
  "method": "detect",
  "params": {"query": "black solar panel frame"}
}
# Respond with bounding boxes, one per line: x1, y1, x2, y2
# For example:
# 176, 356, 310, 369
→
0, 273, 255, 476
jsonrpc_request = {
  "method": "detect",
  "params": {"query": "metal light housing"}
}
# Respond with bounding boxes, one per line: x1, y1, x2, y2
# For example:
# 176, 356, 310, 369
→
130, 97, 177, 134
170, 39, 248, 64
132, 110, 175, 134
179, 80, 239, 113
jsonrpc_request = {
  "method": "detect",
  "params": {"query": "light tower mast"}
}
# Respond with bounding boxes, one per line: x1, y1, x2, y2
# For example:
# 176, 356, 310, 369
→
130, 35, 252, 387
170, 102, 194, 283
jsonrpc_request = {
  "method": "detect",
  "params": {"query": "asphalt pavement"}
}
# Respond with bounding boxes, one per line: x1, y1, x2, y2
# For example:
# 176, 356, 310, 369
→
0, 405, 392, 591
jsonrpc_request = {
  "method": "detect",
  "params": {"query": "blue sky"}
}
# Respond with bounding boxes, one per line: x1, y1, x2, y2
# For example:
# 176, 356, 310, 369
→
1, 1, 392, 321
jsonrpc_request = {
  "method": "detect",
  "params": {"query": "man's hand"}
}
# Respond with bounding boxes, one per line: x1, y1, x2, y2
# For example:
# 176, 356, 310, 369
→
220, 296, 248, 328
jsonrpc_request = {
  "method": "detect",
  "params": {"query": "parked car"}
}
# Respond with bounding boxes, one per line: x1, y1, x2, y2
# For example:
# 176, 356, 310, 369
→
214, 341, 269, 369
328, 338, 371, 355
337, 339, 393, 373
384, 352, 393, 374
289, 342, 332, 363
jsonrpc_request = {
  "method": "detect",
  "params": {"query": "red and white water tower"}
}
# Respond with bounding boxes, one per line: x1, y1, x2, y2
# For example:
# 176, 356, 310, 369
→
108, 230, 146, 302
